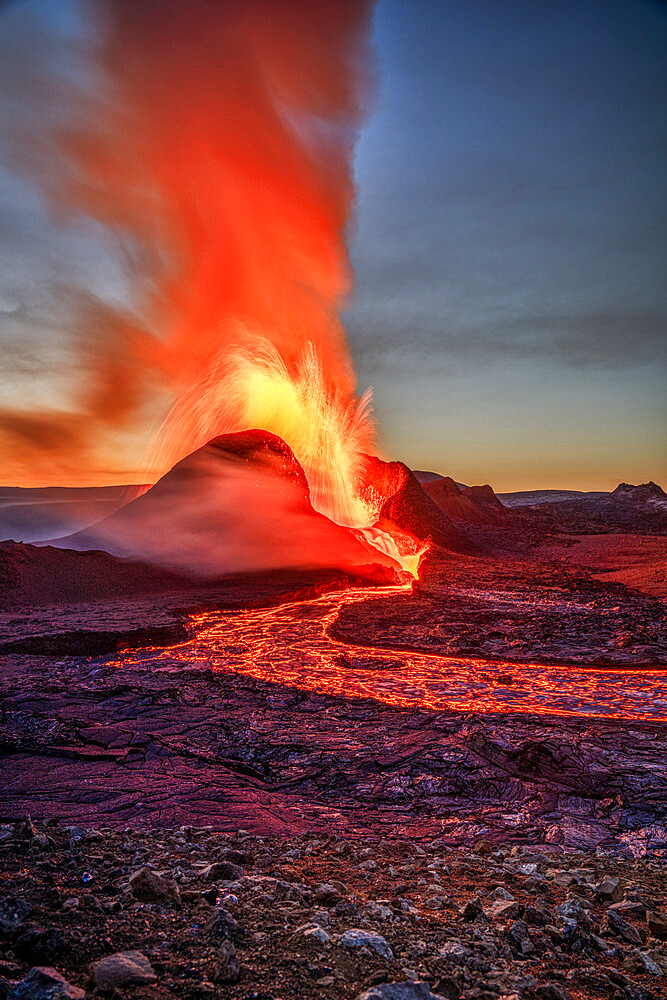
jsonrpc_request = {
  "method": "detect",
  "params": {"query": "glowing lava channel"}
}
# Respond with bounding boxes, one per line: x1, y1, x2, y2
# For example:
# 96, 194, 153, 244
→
111, 585, 667, 722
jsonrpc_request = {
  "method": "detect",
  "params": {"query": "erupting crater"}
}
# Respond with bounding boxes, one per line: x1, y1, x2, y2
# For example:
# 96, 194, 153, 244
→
51, 430, 427, 579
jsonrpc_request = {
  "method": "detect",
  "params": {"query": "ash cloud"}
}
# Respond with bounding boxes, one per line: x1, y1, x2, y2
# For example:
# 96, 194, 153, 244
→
0, 0, 375, 485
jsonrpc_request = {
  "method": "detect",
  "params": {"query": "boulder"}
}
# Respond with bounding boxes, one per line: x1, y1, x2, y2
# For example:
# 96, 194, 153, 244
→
90, 951, 156, 990
9, 967, 85, 1000
128, 866, 180, 904
339, 927, 393, 960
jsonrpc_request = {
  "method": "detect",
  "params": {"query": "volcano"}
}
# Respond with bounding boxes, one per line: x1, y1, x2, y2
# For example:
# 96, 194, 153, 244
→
52, 430, 401, 577
47, 432, 491, 578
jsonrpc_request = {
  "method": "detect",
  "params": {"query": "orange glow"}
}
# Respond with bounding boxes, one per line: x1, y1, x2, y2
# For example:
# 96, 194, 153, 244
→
68, 2, 376, 516
50, 0, 420, 570
153, 339, 424, 574
1, 2, 402, 547
111, 586, 667, 722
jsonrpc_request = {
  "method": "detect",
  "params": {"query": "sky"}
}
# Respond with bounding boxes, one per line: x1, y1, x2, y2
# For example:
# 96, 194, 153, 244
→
348, 0, 667, 489
0, 0, 666, 491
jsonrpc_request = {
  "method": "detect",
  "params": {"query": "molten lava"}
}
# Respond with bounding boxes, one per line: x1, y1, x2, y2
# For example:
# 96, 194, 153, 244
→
111, 585, 667, 722
155, 339, 424, 574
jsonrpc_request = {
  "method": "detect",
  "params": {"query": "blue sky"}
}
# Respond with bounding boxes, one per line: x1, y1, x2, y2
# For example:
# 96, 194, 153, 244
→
0, 0, 665, 489
347, 0, 666, 488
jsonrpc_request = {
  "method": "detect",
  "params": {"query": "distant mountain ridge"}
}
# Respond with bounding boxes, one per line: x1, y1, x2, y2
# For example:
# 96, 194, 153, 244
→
0, 484, 149, 543
612, 481, 667, 504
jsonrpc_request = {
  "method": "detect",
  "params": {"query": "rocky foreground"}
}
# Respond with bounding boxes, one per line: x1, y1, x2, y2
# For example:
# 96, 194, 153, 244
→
1, 819, 666, 1000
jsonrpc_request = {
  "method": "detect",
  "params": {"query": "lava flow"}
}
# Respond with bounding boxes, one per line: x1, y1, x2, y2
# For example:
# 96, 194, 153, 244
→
113, 586, 667, 722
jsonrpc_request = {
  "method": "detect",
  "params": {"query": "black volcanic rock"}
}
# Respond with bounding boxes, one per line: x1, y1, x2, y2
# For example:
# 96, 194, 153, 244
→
461, 483, 505, 510
51, 430, 396, 577
424, 477, 502, 526
531, 480, 667, 535
611, 481, 667, 502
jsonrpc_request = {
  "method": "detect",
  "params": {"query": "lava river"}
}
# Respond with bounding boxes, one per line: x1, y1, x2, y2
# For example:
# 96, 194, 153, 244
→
115, 585, 667, 721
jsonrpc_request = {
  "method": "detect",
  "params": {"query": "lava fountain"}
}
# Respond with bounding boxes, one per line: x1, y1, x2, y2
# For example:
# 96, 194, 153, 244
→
12, 0, 418, 571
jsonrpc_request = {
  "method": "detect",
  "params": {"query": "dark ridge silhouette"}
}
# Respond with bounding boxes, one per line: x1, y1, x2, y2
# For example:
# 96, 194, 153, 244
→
423, 476, 500, 526
461, 483, 505, 511
612, 481, 666, 502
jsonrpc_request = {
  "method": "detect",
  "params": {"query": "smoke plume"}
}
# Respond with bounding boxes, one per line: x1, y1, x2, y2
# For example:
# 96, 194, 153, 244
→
0, 0, 376, 510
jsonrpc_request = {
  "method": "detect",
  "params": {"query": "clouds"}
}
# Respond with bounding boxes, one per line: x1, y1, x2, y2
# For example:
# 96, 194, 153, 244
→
347, 307, 667, 374
345, 0, 667, 391
0, 0, 665, 490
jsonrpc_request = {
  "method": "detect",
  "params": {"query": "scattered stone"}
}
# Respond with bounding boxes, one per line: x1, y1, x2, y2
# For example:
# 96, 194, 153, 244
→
11, 817, 39, 842
438, 939, 473, 962
603, 908, 644, 945
9, 966, 85, 1000
623, 949, 663, 977
474, 839, 493, 855
201, 860, 243, 881
364, 901, 393, 921
128, 866, 180, 904
507, 920, 534, 955
486, 899, 520, 920
313, 883, 341, 905
335, 898, 359, 917
340, 928, 394, 960
214, 940, 240, 983
206, 905, 239, 940
593, 876, 623, 902
2, 820, 666, 1000
556, 899, 591, 931
523, 904, 550, 926
646, 948, 667, 974
489, 886, 515, 901
460, 899, 483, 921
355, 984, 447, 1000
0, 896, 31, 933
90, 950, 156, 990
13, 926, 69, 963
647, 910, 667, 941
609, 900, 647, 920
535, 985, 572, 1000
294, 923, 331, 946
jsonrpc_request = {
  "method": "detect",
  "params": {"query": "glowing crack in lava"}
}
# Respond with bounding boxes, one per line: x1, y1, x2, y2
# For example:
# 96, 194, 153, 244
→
113, 586, 667, 722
